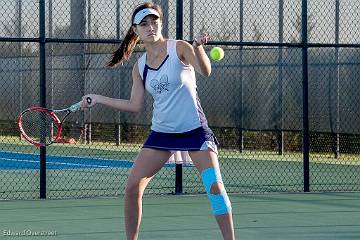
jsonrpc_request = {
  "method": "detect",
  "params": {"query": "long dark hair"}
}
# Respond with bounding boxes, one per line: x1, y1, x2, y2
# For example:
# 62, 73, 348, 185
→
107, 2, 163, 67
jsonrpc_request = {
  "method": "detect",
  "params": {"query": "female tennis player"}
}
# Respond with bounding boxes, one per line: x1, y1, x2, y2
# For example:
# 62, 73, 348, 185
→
82, 2, 235, 240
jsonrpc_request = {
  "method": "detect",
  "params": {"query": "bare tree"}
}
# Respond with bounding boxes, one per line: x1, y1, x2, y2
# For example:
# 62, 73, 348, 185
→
252, 22, 263, 42
0, 6, 32, 56
290, 13, 315, 43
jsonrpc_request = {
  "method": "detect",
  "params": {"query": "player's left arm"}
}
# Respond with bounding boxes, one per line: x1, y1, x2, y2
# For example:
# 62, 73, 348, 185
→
177, 35, 211, 77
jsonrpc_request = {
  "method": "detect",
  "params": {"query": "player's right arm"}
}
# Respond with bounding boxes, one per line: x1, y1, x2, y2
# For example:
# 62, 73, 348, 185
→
82, 62, 144, 113
177, 33, 211, 77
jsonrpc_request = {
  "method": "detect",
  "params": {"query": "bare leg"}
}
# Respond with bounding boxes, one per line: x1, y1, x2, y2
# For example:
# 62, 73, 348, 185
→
124, 148, 171, 240
214, 213, 235, 240
189, 150, 236, 240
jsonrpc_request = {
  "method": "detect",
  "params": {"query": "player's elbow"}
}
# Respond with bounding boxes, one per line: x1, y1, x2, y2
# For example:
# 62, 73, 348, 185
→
201, 67, 211, 77
201, 61, 212, 77
204, 68, 212, 77
130, 102, 142, 113
133, 106, 142, 113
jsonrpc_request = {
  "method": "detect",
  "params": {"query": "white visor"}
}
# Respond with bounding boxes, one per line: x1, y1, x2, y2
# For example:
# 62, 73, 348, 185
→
133, 8, 160, 24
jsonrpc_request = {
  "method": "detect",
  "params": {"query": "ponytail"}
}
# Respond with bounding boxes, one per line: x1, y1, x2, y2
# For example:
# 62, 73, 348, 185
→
107, 26, 139, 67
107, 2, 163, 67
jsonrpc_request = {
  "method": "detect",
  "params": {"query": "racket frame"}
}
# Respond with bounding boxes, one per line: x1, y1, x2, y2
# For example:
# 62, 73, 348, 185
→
17, 107, 72, 147
17, 98, 90, 147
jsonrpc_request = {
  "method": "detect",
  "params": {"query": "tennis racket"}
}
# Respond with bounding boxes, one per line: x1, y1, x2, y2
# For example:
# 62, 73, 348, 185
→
17, 97, 92, 147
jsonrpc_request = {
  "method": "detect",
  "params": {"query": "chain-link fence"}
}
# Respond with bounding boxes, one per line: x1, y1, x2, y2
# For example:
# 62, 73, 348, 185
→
0, 0, 359, 200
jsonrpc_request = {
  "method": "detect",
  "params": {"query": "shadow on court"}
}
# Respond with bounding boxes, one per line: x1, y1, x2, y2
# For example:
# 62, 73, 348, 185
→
0, 192, 359, 239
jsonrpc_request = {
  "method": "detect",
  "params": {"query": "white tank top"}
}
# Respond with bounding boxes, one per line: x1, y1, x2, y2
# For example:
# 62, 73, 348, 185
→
137, 39, 209, 133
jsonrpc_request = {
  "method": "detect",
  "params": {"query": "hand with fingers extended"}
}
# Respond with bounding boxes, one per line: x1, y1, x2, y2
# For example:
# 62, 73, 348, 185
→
192, 33, 210, 48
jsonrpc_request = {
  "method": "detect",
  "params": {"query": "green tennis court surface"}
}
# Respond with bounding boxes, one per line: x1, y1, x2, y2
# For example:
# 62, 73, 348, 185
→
1, 192, 359, 240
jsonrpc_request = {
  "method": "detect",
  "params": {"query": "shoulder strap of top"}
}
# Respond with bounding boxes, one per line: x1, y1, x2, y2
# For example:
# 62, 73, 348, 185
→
167, 39, 178, 57
137, 53, 147, 80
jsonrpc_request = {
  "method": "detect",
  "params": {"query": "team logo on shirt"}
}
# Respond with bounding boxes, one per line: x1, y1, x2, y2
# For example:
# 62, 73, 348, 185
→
150, 74, 170, 94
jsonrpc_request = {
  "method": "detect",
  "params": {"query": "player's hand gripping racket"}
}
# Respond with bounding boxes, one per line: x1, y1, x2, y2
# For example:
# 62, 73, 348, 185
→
17, 97, 92, 147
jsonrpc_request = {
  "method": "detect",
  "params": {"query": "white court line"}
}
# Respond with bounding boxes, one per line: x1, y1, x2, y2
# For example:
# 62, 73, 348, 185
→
0, 150, 129, 162
0, 157, 113, 168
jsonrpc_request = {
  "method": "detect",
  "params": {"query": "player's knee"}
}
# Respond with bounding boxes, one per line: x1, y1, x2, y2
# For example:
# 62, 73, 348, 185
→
201, 168, 232, 216
125, 180, 142, 199
210, 182, 224, 195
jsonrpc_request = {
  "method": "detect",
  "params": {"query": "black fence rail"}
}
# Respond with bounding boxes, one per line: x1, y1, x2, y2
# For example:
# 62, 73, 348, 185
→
0, 0, 359, 200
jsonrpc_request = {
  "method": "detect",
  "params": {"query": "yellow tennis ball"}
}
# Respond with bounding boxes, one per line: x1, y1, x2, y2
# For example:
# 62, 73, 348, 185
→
210, 47, 224, 61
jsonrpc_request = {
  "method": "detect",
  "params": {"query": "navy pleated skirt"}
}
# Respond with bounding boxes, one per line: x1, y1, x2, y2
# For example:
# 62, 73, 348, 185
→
143, 126, 219, 153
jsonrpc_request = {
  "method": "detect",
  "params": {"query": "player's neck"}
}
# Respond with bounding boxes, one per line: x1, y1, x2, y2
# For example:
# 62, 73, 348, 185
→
145, 38, 167, 57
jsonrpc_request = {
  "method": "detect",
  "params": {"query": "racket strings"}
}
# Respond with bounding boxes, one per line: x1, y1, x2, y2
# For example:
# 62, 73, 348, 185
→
20, 110, 60, 145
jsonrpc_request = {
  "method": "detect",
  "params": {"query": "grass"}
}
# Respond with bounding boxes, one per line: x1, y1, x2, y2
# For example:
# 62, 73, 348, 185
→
0, 135, 359, 165
1, 135, 359, 199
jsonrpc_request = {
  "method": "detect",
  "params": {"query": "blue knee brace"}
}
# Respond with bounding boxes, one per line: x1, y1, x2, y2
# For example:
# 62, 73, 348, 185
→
201, 168, 232, 216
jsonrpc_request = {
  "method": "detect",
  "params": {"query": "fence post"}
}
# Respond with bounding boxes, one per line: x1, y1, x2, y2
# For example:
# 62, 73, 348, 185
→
277, 0, 284, 155
39, 0, 47, 199
301, 0, 310, 192
174, 0, 183, 195
238, 0, 244, 152
115, 0, 122, 145
333, 0, 340, 158
16, 0, 23, 120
